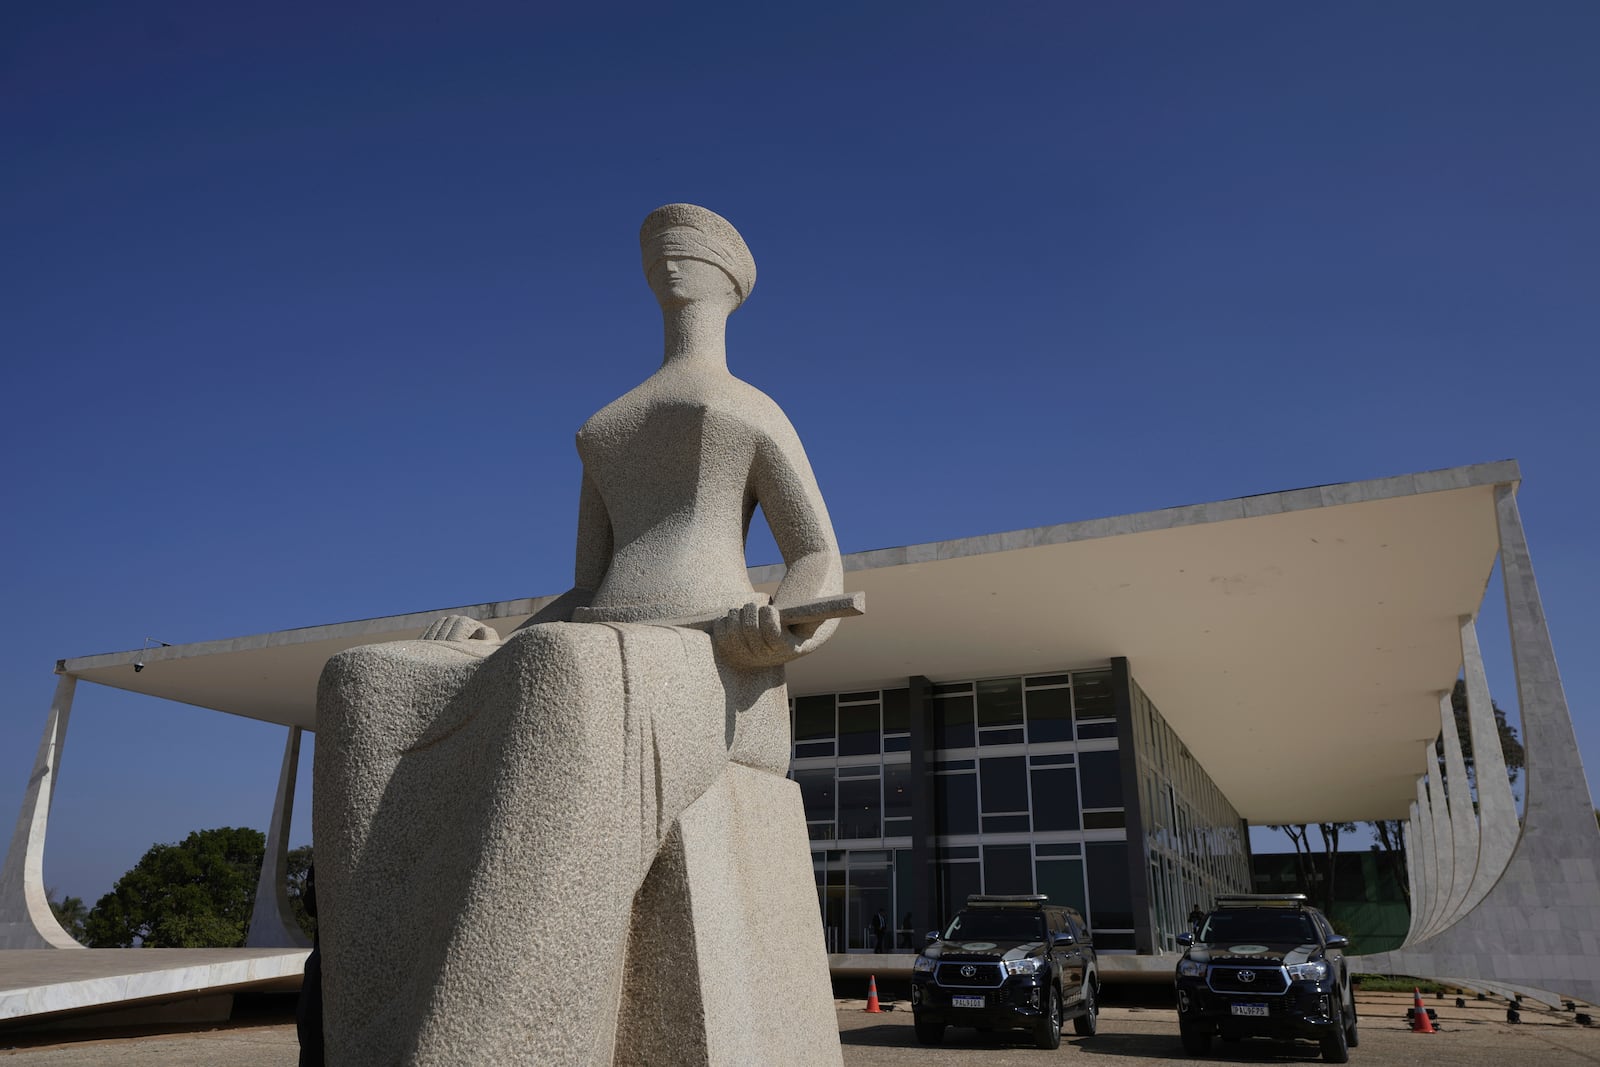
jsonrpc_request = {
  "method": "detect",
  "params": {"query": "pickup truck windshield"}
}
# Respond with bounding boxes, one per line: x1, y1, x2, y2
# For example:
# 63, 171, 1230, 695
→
1200, 910, 1317, 945
944, 911, 1045, 943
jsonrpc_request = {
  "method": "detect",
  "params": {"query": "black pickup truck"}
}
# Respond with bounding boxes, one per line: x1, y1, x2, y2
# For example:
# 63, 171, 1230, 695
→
1174, 894, 1358, 1062
911, 894, 1099, 1049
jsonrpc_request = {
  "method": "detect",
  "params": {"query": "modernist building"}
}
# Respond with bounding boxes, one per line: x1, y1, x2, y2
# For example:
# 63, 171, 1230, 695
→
5, 459, 1599, 1007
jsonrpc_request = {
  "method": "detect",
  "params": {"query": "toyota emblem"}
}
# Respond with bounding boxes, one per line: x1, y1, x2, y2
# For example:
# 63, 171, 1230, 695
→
960, 965, 977, 978
1237, 970, 1256, 984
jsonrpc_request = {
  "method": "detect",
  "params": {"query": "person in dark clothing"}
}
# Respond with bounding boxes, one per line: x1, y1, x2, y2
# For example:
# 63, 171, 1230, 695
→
1188, 904, 1206, 934
296, 865, 324, 1067
871, 909, 888, 953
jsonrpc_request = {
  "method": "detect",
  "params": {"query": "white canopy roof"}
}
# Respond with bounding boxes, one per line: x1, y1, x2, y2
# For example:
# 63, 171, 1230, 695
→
58, 461, 1516, 824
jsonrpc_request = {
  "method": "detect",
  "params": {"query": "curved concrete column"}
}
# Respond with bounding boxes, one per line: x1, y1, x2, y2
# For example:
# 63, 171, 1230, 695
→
0, 677, 87, 949
1457, 615, 1518, 915
1410, 772, 1439, 942
245, 726, 311, 949
1353, 484, 1600, 1004
1427, 751, 1456, 940
1438, 689, 1479, 928
1402, 812, 1420, 945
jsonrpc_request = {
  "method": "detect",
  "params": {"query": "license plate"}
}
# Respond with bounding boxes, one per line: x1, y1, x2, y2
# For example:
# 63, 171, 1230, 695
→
1230, 1003, 1269, 1017
952, 995, 985, 1009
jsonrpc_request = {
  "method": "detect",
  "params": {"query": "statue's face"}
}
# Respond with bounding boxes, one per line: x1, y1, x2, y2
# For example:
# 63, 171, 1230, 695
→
646, 255, 739, 310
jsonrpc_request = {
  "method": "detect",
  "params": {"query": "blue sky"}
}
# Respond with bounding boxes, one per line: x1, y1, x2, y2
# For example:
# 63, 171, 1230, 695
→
4, 2, 1597, 906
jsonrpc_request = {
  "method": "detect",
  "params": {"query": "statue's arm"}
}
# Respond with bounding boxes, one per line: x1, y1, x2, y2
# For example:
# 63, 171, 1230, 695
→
512, 469, 611, 630
714, 423, 845, 668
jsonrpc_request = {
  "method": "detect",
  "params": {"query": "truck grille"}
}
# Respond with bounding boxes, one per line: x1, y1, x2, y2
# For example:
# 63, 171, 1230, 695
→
935, 962, 1005, 988
1208, 966, 1289, 995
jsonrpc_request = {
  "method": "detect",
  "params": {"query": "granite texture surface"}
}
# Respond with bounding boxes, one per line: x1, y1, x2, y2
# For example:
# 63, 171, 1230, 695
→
314, 204, 851, 1064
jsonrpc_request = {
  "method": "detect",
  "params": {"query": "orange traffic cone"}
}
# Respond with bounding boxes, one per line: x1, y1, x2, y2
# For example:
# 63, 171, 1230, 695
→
865, 975, 883, 1013
1410, 987, 1435, 1033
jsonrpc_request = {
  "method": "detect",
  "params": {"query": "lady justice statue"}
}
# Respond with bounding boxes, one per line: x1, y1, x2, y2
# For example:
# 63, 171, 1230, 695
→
313, 205, 855, 1066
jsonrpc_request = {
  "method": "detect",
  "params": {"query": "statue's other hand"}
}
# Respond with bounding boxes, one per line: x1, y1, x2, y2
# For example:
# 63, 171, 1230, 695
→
712, 600, 810, 669
419, 615, 502, 643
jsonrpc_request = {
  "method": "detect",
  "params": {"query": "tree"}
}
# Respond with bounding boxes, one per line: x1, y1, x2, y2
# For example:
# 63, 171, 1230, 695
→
287, 844, 316, 941
1269, 824, 1317, 894
47, 887, 88, 944
1437, 678, 1525, 791
84, 827, 265, 948
1315, 822, 1356, 915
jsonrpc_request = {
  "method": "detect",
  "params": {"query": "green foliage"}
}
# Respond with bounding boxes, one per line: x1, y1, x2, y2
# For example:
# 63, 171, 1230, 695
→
84, 827, 265, 948
47, 887, 88, 944
287, 844, 316, 941
1439, 678, 1525, 786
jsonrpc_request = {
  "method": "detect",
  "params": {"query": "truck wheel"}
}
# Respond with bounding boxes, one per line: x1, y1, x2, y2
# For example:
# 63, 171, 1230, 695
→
1072, 981, 1098, 1036
1034, 987, 1063, 1049
1179, 1018, 1211, 1056
1320, 1003, 1350, 1063
1345, 987, 1360, 1047
913, 1013, 944, 1046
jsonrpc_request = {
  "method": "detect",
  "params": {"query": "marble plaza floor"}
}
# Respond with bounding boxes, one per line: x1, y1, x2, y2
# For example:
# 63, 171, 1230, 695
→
5, 993, 1600, 1065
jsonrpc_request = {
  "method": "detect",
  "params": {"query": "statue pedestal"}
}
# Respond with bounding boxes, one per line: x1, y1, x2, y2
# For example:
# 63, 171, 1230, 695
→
619, 763, 842, 1066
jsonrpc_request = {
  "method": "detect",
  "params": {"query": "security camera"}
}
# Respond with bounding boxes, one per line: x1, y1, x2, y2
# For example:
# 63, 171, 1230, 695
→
133, 660, 144, 673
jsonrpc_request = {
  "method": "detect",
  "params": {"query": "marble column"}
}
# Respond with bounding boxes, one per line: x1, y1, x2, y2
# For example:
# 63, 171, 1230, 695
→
1458, 615, 1518, 915
1353, 483, 1600, 1005
0, 677, 86, 949
1425, 746, 1455, 940
1438, 689, 1479, 928
245, 726, 311, 948
1402, 810, 1420, 945
1411, 771, 1438, 941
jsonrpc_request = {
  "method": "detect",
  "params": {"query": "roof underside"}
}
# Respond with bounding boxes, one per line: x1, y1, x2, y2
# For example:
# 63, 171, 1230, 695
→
60, 462, 1516, 825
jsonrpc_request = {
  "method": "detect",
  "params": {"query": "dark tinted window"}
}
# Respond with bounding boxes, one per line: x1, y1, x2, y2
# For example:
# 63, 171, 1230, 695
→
1026, 687, 1073, 743
794, 695, 834, 741
1078, 750, 1123, 809
976, 678, 1023, 726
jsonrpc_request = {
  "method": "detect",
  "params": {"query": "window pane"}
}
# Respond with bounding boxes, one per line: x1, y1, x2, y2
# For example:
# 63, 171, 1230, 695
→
882, 688, 910, 733
982, 814, 1031, 833
979, 727, 1025, 746
935, 694, 975, 749
983, 844, 1034, 895
936, 772, 978, 835
976, 677, 1023, 727
1029, 767, 1081, 831
1036, 857, 1087, 915
1073, 671, 1115, 719
838, 701, 880, 757
1086, 841, 1133, 930
795, 768, 834, 822
895, 849, 917, 948
884, 762, 913, 821
979, 756, 1028, 813
883, 735, 910, 753
838, 776, 881, 839
1026, 686, 1073, 743
794, 740, 834, 759
1076, 721, 1118, 740
938, 862, 982, 928
794, 694, 835, 742
1082, 810, 1126, 829
1079, 749, 1123, 810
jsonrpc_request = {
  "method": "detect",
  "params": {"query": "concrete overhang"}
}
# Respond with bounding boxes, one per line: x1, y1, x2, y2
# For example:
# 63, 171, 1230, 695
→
58, 461, 1518, 826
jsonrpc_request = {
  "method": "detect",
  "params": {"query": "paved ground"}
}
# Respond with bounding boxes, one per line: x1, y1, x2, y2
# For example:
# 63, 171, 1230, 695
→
3, 991, 1598, 1064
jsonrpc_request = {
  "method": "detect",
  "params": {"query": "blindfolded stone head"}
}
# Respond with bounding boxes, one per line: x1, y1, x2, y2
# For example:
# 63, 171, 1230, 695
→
640, 203, 756, 311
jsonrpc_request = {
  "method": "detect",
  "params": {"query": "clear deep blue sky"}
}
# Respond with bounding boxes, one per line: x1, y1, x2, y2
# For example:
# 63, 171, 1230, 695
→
4, 2, 1597, 906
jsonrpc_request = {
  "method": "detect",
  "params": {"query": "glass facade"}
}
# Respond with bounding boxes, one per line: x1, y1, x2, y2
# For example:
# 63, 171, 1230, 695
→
1125, 676, 1252, 952
789, 663, 1252, 955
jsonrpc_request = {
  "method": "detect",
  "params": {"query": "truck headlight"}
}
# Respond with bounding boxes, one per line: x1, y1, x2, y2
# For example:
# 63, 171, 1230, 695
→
1176, 959, 1206, 978
1285, 961, 1329, 982
913, 956, 936, 974
1005, 957, 1046, 976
